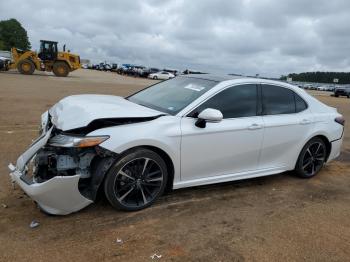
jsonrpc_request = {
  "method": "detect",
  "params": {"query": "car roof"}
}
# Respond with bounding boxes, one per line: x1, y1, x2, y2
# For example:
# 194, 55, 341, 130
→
179, 74, 246, 82
179, 74, 299, 86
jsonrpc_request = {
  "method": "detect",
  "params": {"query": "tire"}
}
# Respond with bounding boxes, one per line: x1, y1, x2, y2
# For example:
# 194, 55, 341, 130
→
17, 59, 35, 75
153, 76, 158, 80
335, 94, 339, 97
53, 61, 70, 77
104, 148, 168, 211
295, 137, 327, 178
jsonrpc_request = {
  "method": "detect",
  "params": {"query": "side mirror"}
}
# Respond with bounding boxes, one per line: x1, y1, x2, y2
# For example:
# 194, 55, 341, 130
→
195, 108, 223, 128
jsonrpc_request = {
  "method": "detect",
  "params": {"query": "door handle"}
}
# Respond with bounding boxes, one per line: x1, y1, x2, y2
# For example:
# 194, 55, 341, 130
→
248, 123, 263, 130
300, 119, 312, 125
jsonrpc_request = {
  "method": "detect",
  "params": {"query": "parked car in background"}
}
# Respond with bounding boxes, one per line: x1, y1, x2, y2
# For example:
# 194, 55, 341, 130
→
334, 87, 350, 98
183, 69, 206, 75
302, 84, 312, 90
0, 56, 10, 71
163, 68, 178, 76
105, 64, 112, 71
140, 67, 160, 77
111, 64, 118, 72
116, 64, 132, 74
316, 86, 328, 91
133, 65, 146, 76
92, 64, 99, 70
117, 64, 145, 76
149, 71, 175, 80
97, 63, 112, 71
323, 85, 335, 92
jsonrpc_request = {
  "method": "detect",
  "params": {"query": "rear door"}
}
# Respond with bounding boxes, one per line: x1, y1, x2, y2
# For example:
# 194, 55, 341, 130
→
259, 84, 313, 170
180, 84, 264, 181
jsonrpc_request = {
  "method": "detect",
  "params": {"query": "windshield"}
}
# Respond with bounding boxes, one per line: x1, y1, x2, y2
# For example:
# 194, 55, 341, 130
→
128, 76, 218, 115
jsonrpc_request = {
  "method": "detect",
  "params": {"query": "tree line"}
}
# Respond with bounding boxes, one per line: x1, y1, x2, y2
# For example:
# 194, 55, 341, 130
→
0, 18, 31, 51
280, 72, 350, 84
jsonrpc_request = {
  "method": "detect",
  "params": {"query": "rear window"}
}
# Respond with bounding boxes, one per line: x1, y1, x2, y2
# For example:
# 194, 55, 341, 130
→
262, 84, 307, 115
295, 93, 307, 112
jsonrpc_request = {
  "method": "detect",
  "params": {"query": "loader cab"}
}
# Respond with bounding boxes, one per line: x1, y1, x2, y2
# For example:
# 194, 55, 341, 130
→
38, 40, 58, 61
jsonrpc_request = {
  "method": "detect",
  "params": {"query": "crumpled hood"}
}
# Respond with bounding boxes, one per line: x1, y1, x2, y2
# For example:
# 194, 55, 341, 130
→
49, 94, 163, 131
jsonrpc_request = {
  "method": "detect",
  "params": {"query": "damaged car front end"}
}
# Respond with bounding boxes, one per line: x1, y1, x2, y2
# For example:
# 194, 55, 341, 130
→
9, 94, 166, 215
9, 112, 116, 215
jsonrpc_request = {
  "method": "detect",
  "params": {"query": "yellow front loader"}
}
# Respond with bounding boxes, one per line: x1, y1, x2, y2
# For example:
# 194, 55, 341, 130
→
9, 40, 80, 77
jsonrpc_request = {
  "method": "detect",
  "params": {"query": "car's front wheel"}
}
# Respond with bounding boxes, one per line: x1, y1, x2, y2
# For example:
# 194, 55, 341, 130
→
104, 148, 168, 211
295, 137, 327, 178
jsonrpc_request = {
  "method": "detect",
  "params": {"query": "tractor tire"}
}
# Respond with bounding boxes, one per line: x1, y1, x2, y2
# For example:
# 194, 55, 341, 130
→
53, 61, 70, 77
17, 59, 35, 75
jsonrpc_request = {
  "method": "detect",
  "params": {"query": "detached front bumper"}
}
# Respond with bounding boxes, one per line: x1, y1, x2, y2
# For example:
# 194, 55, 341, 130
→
9, 166, 92, 215
8, 120, 93, 215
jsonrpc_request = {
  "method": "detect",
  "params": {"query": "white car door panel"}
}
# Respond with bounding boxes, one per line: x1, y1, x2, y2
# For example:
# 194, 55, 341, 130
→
259, 112, 314, 170
180, 116, 264, 181
258, 84, 314, 170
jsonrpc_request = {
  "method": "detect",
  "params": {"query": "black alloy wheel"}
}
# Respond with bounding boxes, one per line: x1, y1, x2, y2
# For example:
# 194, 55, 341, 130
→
295, 138, 327, 178
104, 149, 167, 211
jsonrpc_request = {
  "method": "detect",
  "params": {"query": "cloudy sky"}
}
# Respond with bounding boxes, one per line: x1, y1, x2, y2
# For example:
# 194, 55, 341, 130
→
1, 0, 350, 77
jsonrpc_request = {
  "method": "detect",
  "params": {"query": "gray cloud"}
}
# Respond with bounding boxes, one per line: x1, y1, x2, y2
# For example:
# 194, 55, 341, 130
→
1, 0, 350, 77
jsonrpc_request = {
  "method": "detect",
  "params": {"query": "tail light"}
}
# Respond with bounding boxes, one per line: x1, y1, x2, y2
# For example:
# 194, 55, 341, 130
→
335, 116, 345, 126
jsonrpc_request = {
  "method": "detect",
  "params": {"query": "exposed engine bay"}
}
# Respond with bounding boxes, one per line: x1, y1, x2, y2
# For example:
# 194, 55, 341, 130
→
29, 140, 116, 202
34, 147, 96, 181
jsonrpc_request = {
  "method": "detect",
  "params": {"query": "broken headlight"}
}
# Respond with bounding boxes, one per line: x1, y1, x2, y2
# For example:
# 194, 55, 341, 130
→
48, 134, 109, 148
39, 111, 50, 135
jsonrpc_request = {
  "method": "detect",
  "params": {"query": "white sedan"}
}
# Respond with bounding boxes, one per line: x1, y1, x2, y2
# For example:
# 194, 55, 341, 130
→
9, 75, 344, 215
148, 71, 175, 80
316, 86, 328, 91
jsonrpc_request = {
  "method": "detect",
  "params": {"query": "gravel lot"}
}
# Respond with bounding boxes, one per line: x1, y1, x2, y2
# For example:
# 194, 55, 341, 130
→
0, 70, 349, 261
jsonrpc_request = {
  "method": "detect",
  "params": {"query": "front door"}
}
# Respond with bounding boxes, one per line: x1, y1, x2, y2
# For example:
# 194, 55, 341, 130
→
180, 84, 264, 181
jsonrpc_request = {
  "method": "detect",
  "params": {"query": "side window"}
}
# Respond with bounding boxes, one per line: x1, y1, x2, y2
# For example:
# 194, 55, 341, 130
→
295, 93, 307, 112
262, 85, 295, 115
189, 84, 258, 119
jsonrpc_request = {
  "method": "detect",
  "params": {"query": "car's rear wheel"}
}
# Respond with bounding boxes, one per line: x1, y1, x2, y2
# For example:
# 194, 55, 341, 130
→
295, 138, 327, 178
104, 148, 168, 211
153, 76, 158, 80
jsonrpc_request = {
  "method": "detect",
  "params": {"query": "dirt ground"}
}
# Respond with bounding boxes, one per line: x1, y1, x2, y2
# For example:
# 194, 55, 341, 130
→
0, 70, 349, 262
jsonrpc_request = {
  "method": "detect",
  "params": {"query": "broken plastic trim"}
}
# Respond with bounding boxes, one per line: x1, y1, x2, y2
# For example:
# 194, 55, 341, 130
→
61, 115, 166, 135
